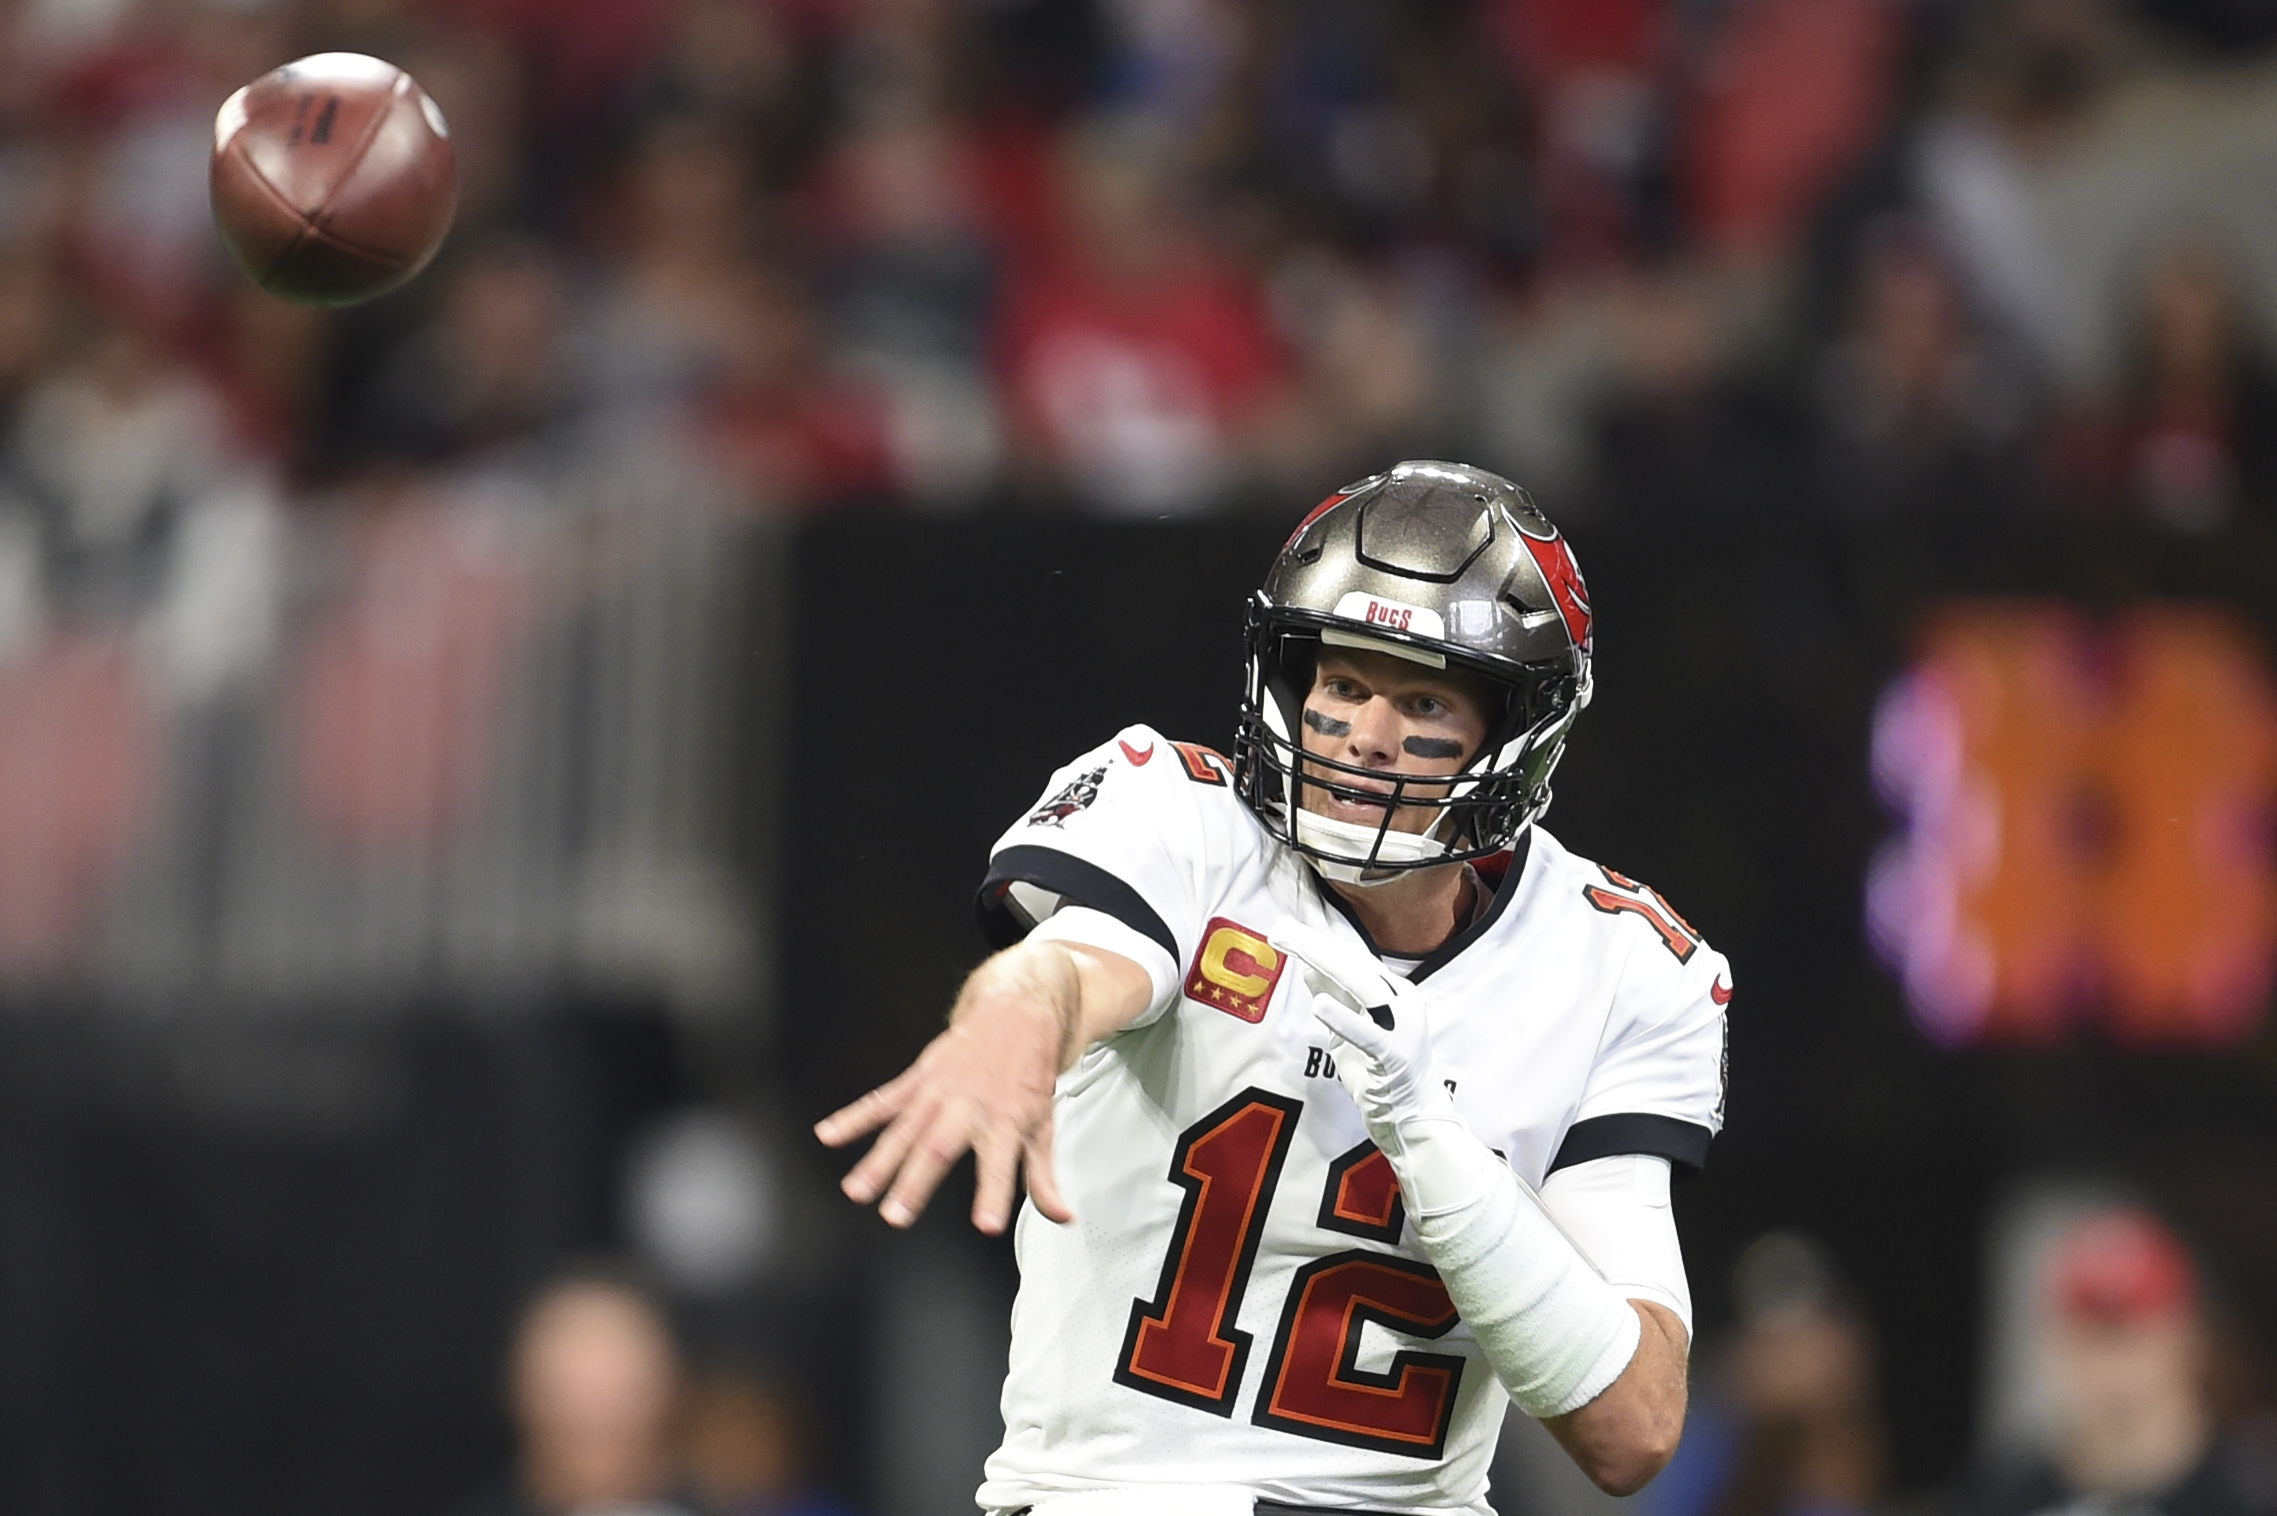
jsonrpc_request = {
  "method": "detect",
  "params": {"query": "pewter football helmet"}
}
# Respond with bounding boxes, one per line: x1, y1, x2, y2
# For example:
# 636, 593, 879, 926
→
1234, 460, 1594, 882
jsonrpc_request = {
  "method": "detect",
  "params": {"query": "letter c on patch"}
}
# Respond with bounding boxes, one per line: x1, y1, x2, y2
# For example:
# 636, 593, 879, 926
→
1200, 927, 1277, 998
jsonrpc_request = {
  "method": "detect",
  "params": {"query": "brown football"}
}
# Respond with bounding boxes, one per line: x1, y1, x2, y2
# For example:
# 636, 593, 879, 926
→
210, 52, 457, 306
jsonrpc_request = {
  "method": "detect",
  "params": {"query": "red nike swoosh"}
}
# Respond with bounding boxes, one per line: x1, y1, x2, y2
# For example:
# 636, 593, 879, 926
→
1119, 740, 1155, 766
1710, 979, 1732, 1006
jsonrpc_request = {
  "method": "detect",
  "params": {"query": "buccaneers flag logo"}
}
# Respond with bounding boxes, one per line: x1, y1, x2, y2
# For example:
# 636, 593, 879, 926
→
1520, 532, 1593, 653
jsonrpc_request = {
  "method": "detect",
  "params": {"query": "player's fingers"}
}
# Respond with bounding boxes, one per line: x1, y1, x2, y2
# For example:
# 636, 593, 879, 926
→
1270, 919, 1399, 1010
1022, 1118, 1075, 1226
815, 1069, 916, 1148
839, 1093, 934, 1204
1310, 992, 1389, 1057
879, 1102, 975, 1228
971, 1130, 1020, 1235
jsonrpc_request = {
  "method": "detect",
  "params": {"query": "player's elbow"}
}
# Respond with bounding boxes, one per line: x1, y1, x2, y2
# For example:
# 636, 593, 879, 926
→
1546, 1322, 1689, 1497
1574, 1411, 1684, 1496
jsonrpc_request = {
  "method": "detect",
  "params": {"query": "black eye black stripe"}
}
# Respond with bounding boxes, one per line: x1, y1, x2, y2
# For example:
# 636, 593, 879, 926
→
1301, 709, 1351, 737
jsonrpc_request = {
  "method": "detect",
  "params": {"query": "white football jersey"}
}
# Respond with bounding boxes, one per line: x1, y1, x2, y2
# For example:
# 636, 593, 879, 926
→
972, 725, 1731, 1516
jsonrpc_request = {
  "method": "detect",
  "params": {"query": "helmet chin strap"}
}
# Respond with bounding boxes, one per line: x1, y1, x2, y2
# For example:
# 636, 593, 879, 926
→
1292, 807, 1454, 887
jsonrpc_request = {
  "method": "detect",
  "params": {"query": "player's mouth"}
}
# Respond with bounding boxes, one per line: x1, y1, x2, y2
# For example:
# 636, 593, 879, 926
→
1318, 783, 1392, 819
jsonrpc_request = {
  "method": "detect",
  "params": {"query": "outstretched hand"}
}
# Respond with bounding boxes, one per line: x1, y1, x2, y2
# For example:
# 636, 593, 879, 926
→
814, 957, 1074, 1234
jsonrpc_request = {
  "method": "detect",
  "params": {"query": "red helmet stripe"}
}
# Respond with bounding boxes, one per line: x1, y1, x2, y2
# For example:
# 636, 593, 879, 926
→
1282, 492, 1348, 550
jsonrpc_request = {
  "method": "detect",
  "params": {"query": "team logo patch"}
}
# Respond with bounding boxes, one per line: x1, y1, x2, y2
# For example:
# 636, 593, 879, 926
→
1519, 533, 1592, 653
1183, 918, 1287, 1023
1027, 765, 1107, 827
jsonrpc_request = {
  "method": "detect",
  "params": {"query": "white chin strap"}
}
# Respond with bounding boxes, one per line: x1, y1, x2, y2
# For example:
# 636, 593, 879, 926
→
1292, 807, 1451, 886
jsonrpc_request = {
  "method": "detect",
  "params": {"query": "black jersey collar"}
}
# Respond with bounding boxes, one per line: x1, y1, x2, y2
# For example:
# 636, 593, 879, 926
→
1315, 830, 1533, 983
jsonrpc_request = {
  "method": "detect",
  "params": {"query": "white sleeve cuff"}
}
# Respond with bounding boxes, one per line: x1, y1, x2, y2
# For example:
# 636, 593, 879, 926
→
1022, 905, 1180, 1027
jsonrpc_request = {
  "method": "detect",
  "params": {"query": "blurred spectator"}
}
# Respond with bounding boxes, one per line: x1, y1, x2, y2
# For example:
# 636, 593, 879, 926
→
2041, 238, 2277, 533
1259, 247, 1447, 488
391, 27, 537, 236
581, 113, 767, 404
1487, 0, 1668, 269
1810, 222, 2032, 528
354, 237, 579, 465
1966, 1207, 2274, 1516
995, 118, 1288, 515
202, 280, 331, 470
805, 108, 1004, 504
6, 309, 236, 614
1586, 262, 1796, 527
693, 262, 901, 512
1644, 1232, 1886, 1516
460, 1269, 698, 1516
1676, 0, 1905, 264
2120, 241, 2275, 532
680, 1371, 861, 1516
1912, 0, 2136, 359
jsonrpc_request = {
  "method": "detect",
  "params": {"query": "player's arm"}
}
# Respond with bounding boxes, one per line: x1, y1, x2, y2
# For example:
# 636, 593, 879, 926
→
1536, 1150, 1697, 1490
814, 935, 1154, 1235
1543, 1299, 1688, 1494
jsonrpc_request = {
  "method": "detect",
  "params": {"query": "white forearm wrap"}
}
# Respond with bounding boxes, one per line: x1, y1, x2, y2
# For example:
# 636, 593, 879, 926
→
1262, 919, 1644, 1420
1389, 1116, 1642, 1419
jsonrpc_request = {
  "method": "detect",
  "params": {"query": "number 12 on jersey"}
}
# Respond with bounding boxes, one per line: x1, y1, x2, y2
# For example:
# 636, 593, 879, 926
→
1112, 1089, 1467, 1458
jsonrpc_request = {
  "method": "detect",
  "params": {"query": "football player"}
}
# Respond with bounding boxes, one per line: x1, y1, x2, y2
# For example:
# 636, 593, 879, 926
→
818, 461, 1731, 1516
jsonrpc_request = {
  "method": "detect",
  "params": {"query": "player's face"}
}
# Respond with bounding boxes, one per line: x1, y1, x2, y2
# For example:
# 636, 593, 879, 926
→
1299, 648, 1492, 835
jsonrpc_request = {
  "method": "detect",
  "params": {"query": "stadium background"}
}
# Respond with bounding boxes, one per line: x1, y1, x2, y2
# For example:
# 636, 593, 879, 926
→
2, 0, 2277, 1512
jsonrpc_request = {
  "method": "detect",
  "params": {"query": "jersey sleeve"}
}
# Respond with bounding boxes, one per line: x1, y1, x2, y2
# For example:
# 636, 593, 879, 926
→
973, 725, 1221, 1028
1550, 922, 1730, 1181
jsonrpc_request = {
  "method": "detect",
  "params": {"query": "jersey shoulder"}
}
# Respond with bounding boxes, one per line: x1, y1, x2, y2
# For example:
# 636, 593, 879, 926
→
1524, 828, 1732, 1015
1004, 723, 1247, 828
978, 724, 1266, 956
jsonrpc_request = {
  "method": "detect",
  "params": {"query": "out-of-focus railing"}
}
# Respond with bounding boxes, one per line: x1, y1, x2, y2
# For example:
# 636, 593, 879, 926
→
0, 445, 776, 1023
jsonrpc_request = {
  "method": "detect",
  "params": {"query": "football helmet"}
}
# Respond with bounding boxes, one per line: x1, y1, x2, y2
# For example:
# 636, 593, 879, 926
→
1234, 460, 1594, 885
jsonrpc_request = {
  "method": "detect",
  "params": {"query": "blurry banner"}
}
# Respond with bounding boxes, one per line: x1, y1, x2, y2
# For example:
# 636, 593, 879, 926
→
0, 631, 153, 979
1870, 603, 2277, 1048
292, 505, 534, 855
0, 462, 776, 1022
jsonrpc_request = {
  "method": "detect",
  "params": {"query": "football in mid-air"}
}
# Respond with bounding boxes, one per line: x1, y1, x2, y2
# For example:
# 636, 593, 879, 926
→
210, 52, 457, 306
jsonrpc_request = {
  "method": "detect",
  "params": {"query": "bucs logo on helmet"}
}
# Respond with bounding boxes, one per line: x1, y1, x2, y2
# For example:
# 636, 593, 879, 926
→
1521, 532, 1592, 654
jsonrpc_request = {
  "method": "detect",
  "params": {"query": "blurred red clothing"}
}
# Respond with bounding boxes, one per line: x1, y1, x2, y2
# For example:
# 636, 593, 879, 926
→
1680, 0, 1904, 259
293, 504, 530, 856
1486, 0, 1667, 83
0, 632, 152, 975
700, 379, 900, 511
995, 254, 1286, 506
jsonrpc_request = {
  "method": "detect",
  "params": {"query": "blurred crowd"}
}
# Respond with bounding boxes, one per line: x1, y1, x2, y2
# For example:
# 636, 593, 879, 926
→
6, 0, 2277, 981
462, 1268, 854, 1516
7, 0, 2277, 530
1632, 1206, 2277, 1516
